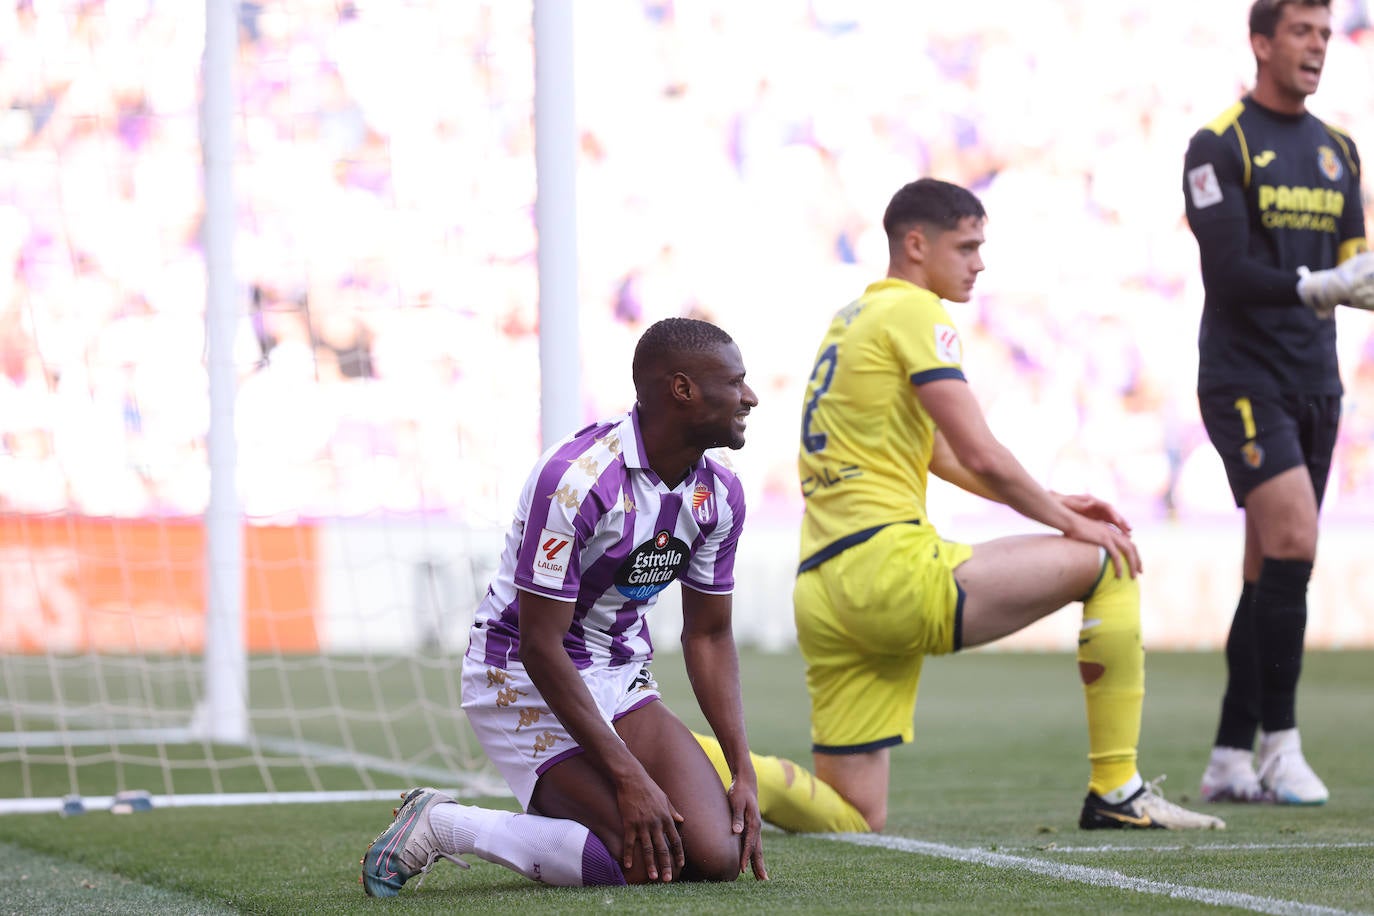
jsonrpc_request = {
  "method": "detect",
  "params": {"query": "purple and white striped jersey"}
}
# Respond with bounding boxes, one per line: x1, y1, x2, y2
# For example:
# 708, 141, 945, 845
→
466, 407, 746, 672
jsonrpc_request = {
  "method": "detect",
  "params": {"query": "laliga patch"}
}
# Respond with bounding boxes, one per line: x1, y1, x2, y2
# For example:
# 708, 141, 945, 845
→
615, 529, 690, 601
1188, 162, 1223, 209
531, 527, 574, 587
934, 324, 962, 364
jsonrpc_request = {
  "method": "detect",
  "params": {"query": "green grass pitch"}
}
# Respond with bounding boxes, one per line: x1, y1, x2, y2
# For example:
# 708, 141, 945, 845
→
1, 648, 1371, 914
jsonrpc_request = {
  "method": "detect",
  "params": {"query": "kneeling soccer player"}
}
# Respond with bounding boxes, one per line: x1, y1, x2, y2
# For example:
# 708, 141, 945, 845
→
362, 317, 780, 895
791, 178, 1226, 834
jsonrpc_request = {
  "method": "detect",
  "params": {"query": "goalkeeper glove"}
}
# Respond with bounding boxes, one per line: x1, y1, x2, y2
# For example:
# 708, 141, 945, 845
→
1297, 250, 1374, 319
1347, 258, 1374, 313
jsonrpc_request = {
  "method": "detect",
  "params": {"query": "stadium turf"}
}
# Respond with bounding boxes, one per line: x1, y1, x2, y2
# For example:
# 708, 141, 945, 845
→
1, 649, 1370, 914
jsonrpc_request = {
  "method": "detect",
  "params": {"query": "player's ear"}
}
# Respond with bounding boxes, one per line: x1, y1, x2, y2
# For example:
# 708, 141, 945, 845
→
905, 225, 929, 264
669, 369, 696, 404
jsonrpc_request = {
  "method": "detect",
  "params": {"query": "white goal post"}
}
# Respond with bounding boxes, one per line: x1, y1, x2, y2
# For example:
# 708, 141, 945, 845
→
0, 0, 553, 815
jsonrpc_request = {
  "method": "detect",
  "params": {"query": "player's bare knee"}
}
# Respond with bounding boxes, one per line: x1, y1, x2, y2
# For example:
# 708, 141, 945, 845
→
1263, 532, 1317, 562
685, 837, 742, 882
856, 801, 887, 833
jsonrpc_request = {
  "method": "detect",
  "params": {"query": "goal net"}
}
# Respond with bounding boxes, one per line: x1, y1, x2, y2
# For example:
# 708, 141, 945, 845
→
1, 515, 515, 813
0, 1, 539, 812
9, 0, 1374, 819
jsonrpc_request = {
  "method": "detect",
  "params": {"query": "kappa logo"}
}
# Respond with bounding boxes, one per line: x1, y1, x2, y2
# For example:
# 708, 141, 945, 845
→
549, 484, 580, 509
531, 730, 563, 758
595, 432, 622, 456
1252, 150, 1277, 168
495, 685, 527, 708
516, 708, 546, 731
571, 455, 599, 476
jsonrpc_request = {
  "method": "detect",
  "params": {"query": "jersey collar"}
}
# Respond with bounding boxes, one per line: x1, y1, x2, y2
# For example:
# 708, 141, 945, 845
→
624, 406, 651, 471
625, 405, 703, 490
866, 276, 942, 303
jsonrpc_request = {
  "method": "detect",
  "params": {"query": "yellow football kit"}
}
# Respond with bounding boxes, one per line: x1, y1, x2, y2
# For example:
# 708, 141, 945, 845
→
795, 278, 973, 751
795, 277, 1143, 798
798, 279, 964, 570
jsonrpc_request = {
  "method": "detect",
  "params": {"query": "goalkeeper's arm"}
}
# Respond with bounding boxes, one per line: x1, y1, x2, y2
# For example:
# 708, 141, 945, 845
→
1297, 249, 1374, 318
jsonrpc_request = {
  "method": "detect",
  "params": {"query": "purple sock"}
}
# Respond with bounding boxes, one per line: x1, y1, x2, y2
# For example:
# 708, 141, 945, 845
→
581, 833, 627, 886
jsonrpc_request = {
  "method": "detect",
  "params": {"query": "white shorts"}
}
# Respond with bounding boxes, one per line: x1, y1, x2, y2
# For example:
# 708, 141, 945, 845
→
460, 653, 662, 809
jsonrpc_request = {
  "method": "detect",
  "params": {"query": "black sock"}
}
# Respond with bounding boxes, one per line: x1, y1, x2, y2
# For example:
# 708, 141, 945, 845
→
1215, 581, 1260, 750
1254, 558, 1312, 733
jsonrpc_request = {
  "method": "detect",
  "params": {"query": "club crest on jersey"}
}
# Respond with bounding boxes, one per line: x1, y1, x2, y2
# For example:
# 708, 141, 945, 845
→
615, 530, 690, 601
691, 483, 715, 524
1241, 440, 1264, 470
1317, 146, 1342, 182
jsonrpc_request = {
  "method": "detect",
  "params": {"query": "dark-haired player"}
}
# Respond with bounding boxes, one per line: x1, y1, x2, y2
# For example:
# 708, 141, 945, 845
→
792, 177, 1224, 833
1183, 0, 1374, 806
361, 317, 768, 893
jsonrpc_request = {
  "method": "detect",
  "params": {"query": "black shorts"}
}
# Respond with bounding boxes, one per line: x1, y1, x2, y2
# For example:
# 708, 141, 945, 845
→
1197, 391, 1340, 508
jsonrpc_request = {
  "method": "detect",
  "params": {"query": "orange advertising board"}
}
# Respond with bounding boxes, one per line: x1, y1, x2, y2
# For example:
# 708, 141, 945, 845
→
0, 515, 319, 653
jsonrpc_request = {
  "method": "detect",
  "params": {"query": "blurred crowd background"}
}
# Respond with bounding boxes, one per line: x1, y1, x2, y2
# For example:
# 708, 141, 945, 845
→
3, 0, 1374, 531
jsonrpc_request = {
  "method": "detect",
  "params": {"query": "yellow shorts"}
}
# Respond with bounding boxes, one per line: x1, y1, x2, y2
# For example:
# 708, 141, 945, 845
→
794, 522, 972, 753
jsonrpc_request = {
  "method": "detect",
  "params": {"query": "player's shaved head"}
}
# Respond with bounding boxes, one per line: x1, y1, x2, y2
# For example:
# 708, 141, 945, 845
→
632, 317, 736, 402
883, 178, 986, 246
1249, 0, 1330, 37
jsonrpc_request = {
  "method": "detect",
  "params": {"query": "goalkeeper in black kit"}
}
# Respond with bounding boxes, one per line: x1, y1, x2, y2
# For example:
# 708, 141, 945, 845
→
1182, 0, 1374, 806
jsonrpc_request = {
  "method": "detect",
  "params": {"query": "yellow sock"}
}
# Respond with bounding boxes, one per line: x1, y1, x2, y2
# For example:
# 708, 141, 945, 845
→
691, 731, 869, 833
1078, 557, 1144, 798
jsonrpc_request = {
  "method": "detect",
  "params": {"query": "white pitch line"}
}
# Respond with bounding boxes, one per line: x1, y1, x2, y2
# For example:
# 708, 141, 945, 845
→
821, 833, 1368, 916
1038, 841, 1374, 854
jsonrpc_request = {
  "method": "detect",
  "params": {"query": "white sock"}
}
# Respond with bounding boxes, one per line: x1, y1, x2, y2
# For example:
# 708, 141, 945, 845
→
429, 803, 622, 887
1099, 772, 1144, 805
1209, 746, 1254, 768
1259, 727, 1300, 761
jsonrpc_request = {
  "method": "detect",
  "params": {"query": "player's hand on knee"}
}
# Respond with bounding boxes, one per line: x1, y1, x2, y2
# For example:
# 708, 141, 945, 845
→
1056, 492, 1133, 534
1297, 251, 1374, 318
616, 773, 685, 882
726, 777, 768, 880
1101, 524, 1142, 579
1065, 517, 1142, 578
